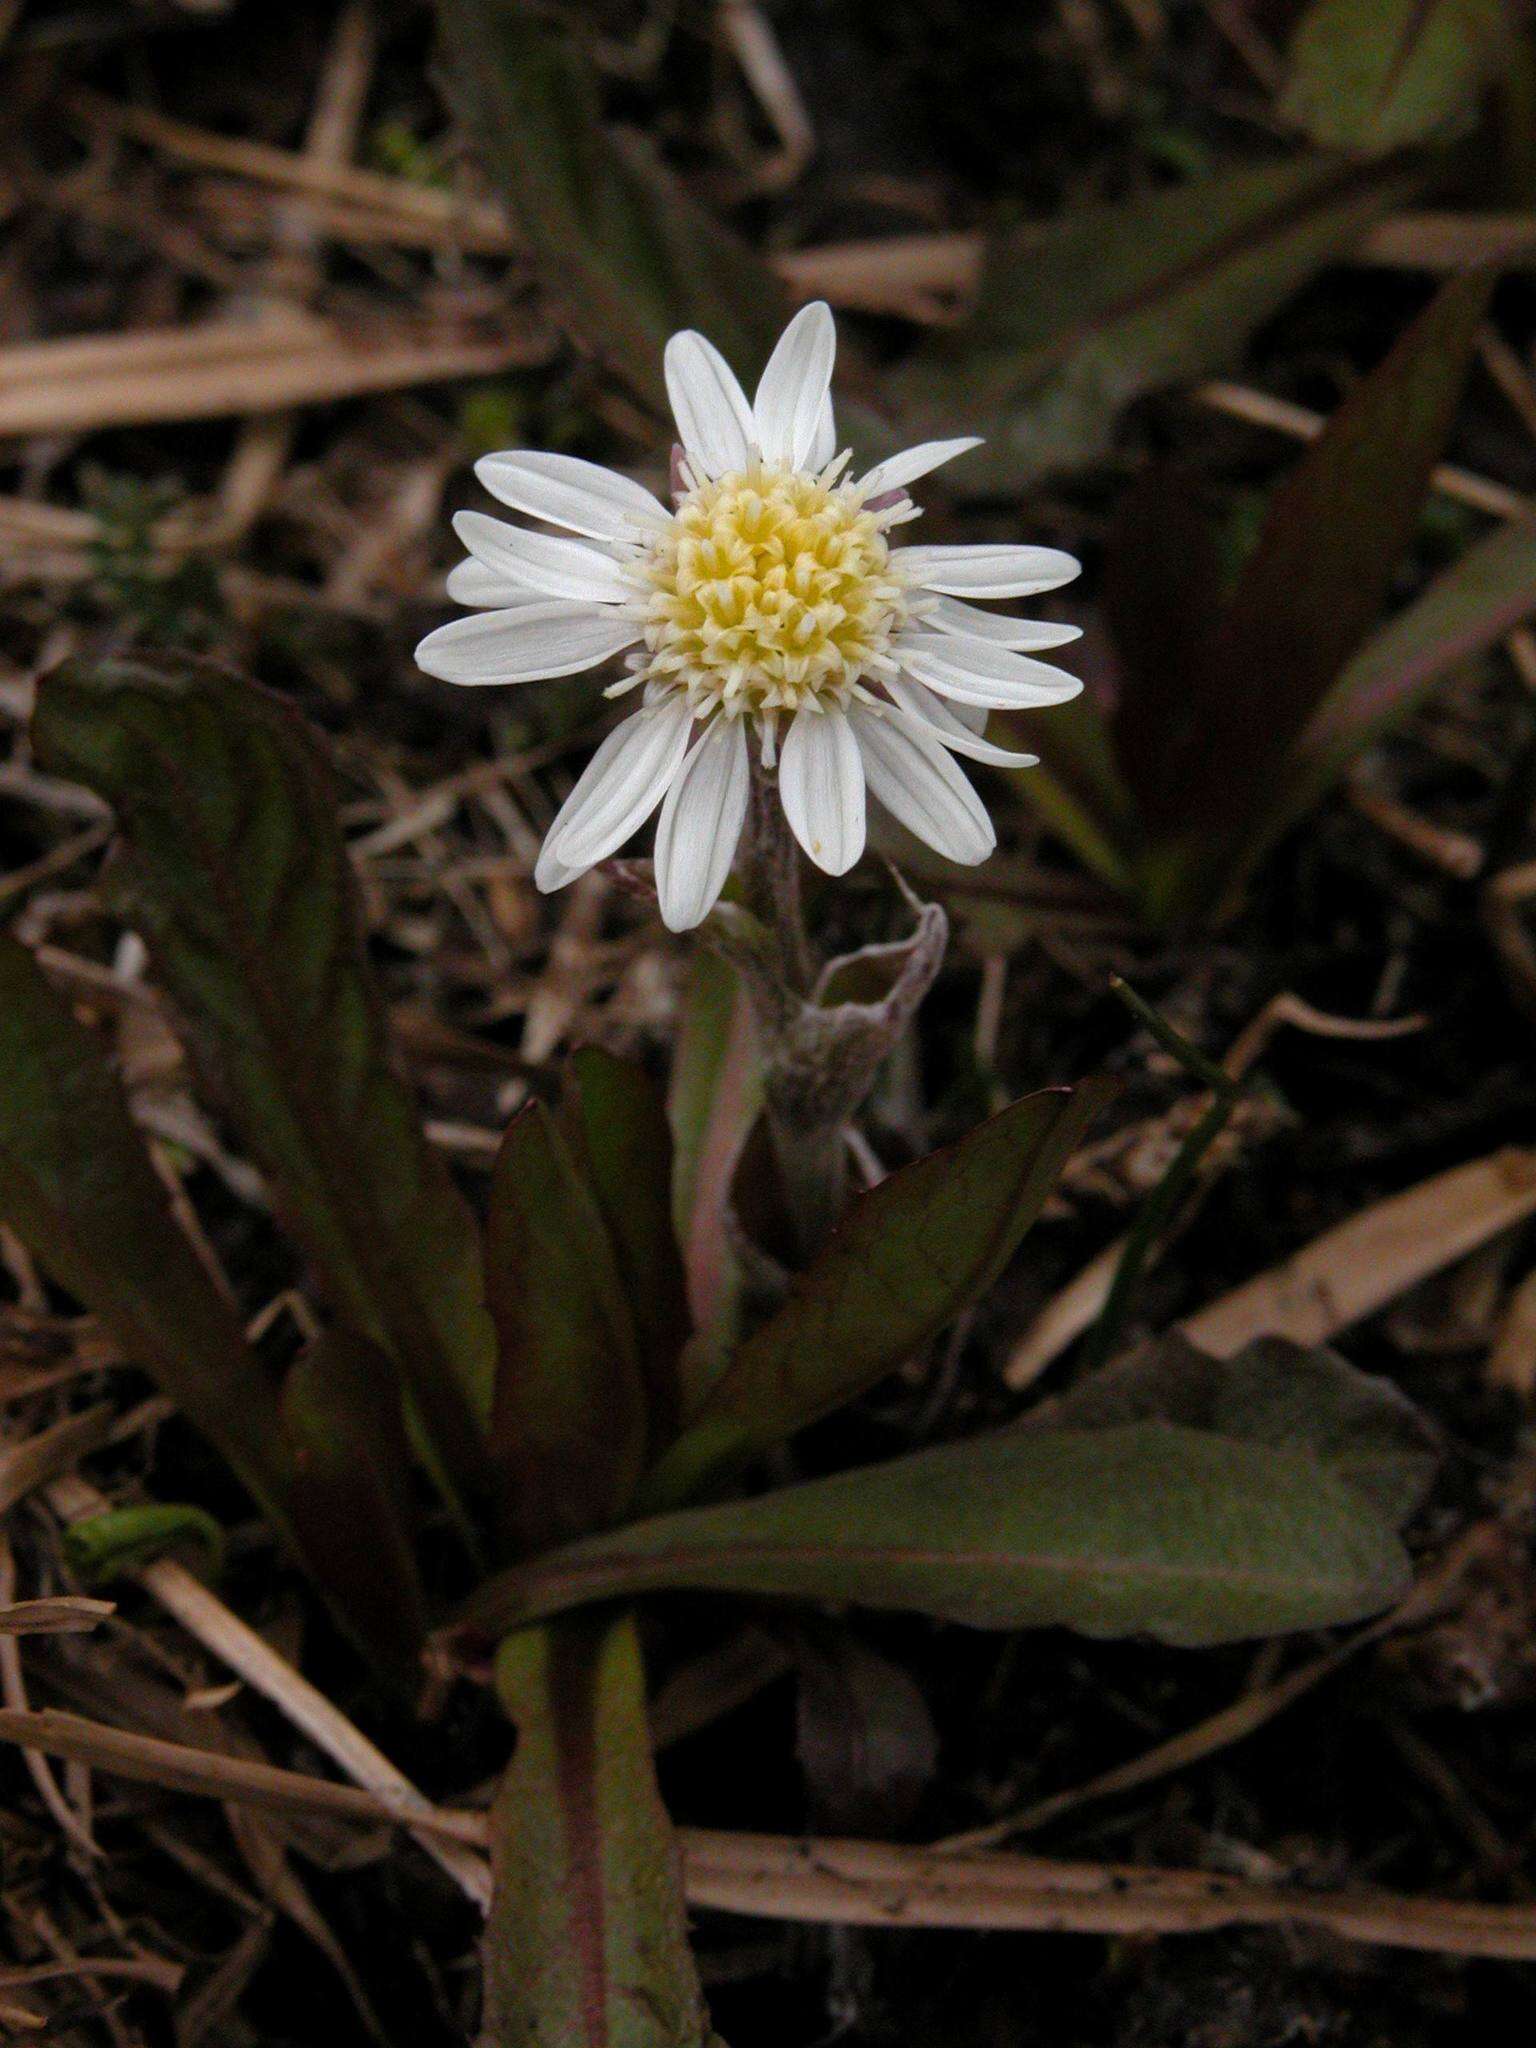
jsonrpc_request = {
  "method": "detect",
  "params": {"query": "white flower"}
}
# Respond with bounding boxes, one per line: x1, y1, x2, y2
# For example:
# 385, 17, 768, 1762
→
416, 302, 1082, 931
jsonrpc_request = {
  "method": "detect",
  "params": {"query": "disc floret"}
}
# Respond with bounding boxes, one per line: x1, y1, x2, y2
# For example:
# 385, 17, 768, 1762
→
630, 460, 911, 736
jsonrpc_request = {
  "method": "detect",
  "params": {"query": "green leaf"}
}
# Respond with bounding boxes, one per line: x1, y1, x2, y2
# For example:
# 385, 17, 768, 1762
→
1281, 0, 1508, 154
458, 1422, 1410, 1648
1099, 464, 1230, 843
1038, 1334, 1440, 1529
894, 153, 1419, 490
281, 1330, 428, 1690
641, 1079, 1114, 1509
436, 0, 787, 413
559, 1049, 690, 1453
33, 653, 494, 1513
0, 934, 297, 1540
667, 951, 764, 1395
486, 1102, 648, 1553
484, 1612, 721, 2048
1161, 267, 1493, 918
1003, 688, 1141, 894
1288, 513, 1536, 820
65, 1504, 226, 1584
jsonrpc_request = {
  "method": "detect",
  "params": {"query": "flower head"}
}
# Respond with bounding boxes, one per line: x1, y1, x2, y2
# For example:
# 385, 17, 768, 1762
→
417, 302, 1082, 930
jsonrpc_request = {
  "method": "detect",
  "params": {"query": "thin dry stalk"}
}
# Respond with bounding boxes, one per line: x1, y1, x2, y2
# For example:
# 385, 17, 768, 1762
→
1183, 1148, 1536, 1358
1195, 379, 1531, 521
0, 311, 543, 439
938, 1525, 1498, 1851
678, 1832, 1536, 1961
0, 1597, 114, 1637
1004, 998, 1429, 1388
12, 1704, 1536, 1964
39, 1466, 494, 1912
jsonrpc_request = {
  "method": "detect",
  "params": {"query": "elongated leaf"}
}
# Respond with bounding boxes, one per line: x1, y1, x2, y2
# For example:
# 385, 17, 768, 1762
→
281, 1330, 427, 1690
1289, 513, 1536, 817
33, 654, 494, 1508
485, 1612, 720, 2048
1039, 1334, 1439, 1528
642, 1079, 1113, 1508
1154, 268, 1493, 921
486, 1102, 648, 1553
1281, 0, 1507, 154
559, 1049, 689, 1452
895, 153, 1418, 489
0, 934, 296, 1538
458, 1421, 1409, 1648
436, 0, 786, 411
667, 951, 763, 1394
1002, 682, 1141, 894
1101, 465, 1229, 840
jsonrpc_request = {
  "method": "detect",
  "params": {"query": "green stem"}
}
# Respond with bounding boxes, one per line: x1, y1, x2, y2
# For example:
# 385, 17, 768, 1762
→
739, 760, 813, 997
733, 763, 847, 1260
1081, 978, 1242, 1373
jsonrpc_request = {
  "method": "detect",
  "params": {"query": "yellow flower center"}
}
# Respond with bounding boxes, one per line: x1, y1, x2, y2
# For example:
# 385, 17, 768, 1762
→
635, 463, 908, 719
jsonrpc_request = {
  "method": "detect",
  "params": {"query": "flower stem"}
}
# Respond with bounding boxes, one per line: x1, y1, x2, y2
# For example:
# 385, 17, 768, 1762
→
733, 763, 847, 1259
739, 761, 813, 998
718, 765, 949, 1264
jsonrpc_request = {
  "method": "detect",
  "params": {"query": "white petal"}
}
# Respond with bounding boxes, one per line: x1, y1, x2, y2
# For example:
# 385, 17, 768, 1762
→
753, 301, 837, 470
857, 436, 981, 500
896, 629, 1082, 710
453, 510, 636, 604
778, 704, 865, 874
414, 603, 642, 685
533, 833, 588, 895
852, 708, 995, 866
546, 698, 694, 871
474, 451, 669, 543
895, 542, 1080, 599
665, 331, 755, 480
446, 557, 527, 608
885, 676, 1039, 768
654, 716, 750, 931
809, 392, 837, 471
928, 594, 1083, 651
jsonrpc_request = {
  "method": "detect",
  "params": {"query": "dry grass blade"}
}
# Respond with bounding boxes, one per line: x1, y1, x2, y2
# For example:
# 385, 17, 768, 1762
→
1182, 1148, 1536, 1357
72, 88, 514, 251
0, 1405, 115, 1515
0, 1596, 114, 1636
719, 0, 817, 191
938, 1525, 1497, 1852
0, 1707, 485, 1843
777, 215, 1536, 318
1004, 1238, 1129, 1391
776, 234, 981, 319
1363, 212, 1536, 269
0, 1534, 98, 1859
0, 1956, 184, 1993
0, 311, 544, 438
677, 1832, 1536, 1960
14, 1705, 1536, 1964
1489, 1265, 1536, 1398
42, 1468, 494, 1912
62, 92, 1536, 316
1004, 997, 1427, 1389
1194, 380, 1531, 521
